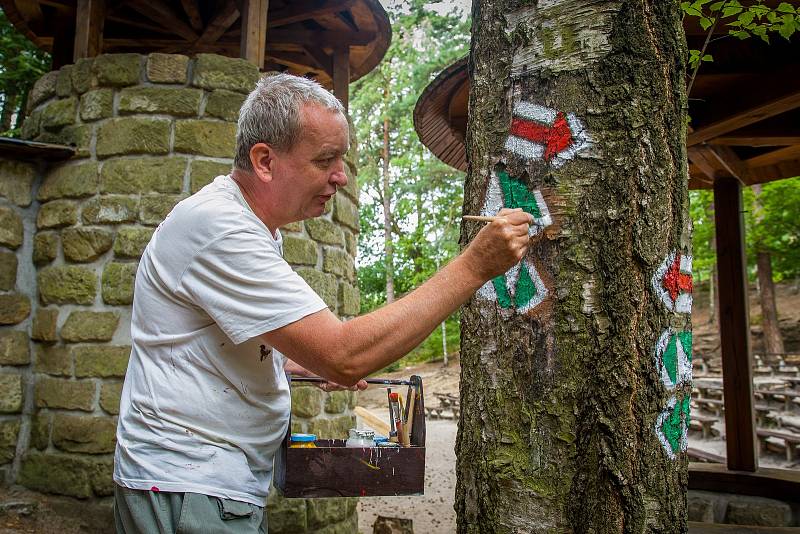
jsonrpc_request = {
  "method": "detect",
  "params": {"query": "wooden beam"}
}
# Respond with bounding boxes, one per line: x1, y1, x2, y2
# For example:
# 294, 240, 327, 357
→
73, 0, 105, 61
713, 176, 757, 473
333, 45, 349, 111
688, 89, 800, 147
268, 0, 356, 28
687, 145, 726, 182
266, 30, 375, 47
710, 136, 800, 147
193, 0, 239, 47
180, 0, 204, 32
744, 144, 800, 169
126, 0, 199, 42
240, 0, 268, 69
268, 52, 326, 75
303, 46, 332, 76
707, 145, 754, 185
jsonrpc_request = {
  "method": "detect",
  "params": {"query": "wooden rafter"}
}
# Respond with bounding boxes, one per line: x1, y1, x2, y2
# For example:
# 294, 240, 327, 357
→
179, 0, 204, 32
303, 46, 332, 75
105, 15, 172, 35
268, 0, 356, 27
710, 135, 800, 147
333, 45, 349, 110
126, 0, 199, 42
192, 0, 239, 48
745, 144, 800, 169
267, 29, 375, 47
269, 52, 326, 74
688, 89, 800, 147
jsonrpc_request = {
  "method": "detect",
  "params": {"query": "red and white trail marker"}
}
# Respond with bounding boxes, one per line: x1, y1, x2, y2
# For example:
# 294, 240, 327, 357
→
652, 252, 693, 314
504, 101, 592, 167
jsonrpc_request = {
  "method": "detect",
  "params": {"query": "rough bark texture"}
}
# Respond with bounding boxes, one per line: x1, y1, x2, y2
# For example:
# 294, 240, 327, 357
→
756, 252, 784, 355
456, 1, 690, 532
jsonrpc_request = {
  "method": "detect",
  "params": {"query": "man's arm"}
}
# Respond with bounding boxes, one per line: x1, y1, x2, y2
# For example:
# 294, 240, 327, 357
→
263, 209, 533, 386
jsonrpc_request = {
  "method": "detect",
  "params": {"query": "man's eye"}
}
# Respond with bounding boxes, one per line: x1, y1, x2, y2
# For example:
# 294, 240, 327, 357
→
317, 157, 334, 166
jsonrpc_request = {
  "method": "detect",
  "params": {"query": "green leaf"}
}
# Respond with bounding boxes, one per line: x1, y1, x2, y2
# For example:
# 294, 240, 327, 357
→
709, 1, 724, 11
722, 5, 743, 17
739, 10, 755, 24
702, 54, 714, 62
700, 16, 714, 29
777, 2, 795, 13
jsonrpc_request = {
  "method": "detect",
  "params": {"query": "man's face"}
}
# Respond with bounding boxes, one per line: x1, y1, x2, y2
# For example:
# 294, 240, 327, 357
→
271, 103, 350, 222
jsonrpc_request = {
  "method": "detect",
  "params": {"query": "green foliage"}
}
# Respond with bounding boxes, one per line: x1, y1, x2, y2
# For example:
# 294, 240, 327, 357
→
691, 178, 800, 284
681, 1, 799, 69
352, 0, 468, 364
0, 9, 51, 136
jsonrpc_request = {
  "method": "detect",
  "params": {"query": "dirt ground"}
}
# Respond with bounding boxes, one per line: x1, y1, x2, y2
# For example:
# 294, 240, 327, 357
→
355, 359, 462, 534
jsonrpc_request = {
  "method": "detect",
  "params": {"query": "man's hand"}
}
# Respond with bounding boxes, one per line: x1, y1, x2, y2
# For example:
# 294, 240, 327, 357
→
462, 208, 533, 281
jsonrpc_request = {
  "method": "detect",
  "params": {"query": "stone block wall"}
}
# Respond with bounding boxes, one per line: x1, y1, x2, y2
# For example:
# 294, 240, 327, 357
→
1, 52, 361, 533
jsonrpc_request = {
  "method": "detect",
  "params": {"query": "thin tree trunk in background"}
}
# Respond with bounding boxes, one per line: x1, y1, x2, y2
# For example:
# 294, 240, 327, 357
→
12, 89, 28, 132
752, 184, 784, 356
756, 251, 784, 355
1, 91, 18, 132
457, 1, 689, 531
382, 84, 394, 304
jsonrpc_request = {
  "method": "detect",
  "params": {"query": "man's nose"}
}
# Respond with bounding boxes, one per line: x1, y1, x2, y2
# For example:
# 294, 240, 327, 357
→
330, 161, 348, 187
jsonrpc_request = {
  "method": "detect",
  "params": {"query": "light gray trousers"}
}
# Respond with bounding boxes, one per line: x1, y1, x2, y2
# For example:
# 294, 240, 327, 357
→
114, 485, 268, 534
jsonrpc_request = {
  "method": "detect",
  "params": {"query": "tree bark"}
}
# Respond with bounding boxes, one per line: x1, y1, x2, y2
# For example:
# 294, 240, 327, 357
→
456, 1, 690, 532
756, 251, 784, 356
382, 85, 395, 303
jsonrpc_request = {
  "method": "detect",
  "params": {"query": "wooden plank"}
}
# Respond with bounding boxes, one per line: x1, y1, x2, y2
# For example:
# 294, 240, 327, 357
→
268, 0, 356, 27
710, 136, 800, 147
180, 0, 204, 32
193, 0, 239, 47
689, 463, 800, 502
745, 145, 800, 169
687, 146, 724, 182
267, 29, 375, 47
239, 0, 268, 69
707, 145, 755, 185
333, 46, 349, 111
688, 90, 800, 147
303, 46, 332, 75
713, 176, 757, 473
354, 406, 390, 436
126, 0, 199, 42
73, 0, 105, 61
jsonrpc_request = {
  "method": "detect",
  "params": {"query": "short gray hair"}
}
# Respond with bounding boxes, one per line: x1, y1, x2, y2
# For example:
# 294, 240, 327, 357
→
234, 73, 345, 171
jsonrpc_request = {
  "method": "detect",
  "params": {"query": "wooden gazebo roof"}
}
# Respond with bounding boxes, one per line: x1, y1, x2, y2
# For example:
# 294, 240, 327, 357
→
414, 21, 800, 190
0, 0, 390, 88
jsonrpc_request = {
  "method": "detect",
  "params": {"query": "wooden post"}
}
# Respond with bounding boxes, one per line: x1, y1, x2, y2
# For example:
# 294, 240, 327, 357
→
333, 46, 350, 112
240, 0, 268, 70
713, 176, 758, 472
73, 0, 105, 61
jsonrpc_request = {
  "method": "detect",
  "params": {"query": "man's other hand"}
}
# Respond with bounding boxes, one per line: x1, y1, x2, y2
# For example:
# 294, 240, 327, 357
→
317, 379, 368, 392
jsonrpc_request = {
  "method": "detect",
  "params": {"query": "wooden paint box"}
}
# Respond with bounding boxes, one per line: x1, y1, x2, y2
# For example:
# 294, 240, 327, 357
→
274, 375, 426, 498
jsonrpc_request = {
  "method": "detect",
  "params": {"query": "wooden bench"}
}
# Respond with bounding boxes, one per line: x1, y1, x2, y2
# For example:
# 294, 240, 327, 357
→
692, 397, 724, 417
424, 392, 460, 420
689, 413, 718, 439
686, 447, 725, 464
757, 428, 800, 462
755, 389, 800, 412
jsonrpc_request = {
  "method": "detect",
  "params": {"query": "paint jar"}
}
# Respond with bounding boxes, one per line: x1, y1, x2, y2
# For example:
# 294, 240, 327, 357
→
346, 428, 375, 448
290, 433, 317, 448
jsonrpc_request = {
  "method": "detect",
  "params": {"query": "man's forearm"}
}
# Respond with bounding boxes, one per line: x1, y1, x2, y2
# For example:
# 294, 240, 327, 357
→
336, 254, 484, 379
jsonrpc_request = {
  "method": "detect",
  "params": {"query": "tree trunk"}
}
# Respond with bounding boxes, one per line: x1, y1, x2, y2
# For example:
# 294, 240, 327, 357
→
1, 90, 18, 132
382, 86, 395, 304
751, 185, 783, 357
456, 1, 689, 532
756, 252, 784, 356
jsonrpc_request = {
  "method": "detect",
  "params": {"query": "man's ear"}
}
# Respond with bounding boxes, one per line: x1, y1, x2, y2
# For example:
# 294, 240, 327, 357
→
249, 143, 276, 183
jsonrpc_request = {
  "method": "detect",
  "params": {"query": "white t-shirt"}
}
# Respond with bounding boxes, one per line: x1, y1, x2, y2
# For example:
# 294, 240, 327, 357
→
113, 175, 327, 506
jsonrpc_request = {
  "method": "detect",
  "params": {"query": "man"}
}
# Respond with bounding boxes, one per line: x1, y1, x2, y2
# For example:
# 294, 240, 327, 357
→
113, 73, 532, 533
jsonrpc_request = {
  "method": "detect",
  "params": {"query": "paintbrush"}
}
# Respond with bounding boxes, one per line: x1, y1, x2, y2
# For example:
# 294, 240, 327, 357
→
462, 215, 500, 222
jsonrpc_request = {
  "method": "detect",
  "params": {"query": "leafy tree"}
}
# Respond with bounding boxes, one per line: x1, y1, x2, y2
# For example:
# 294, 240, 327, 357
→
351, 0, 469, 362
0, 9, 50, 137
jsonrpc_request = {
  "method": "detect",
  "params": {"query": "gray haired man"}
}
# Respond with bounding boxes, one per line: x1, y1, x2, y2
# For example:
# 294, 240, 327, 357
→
113, 73, 532, 533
